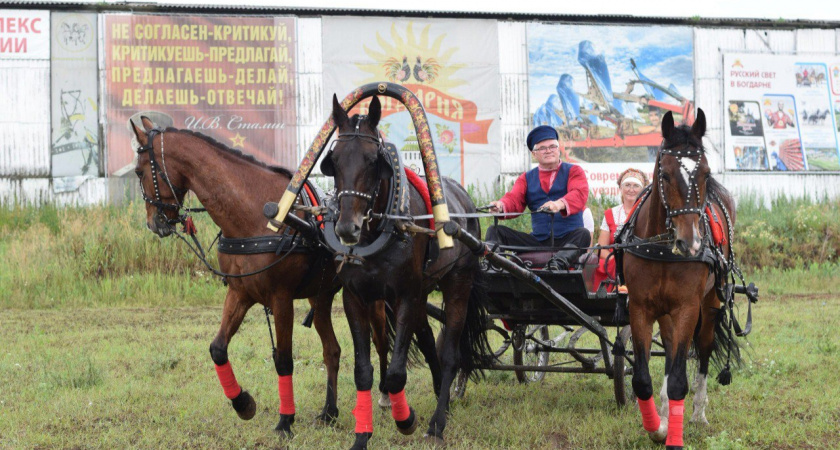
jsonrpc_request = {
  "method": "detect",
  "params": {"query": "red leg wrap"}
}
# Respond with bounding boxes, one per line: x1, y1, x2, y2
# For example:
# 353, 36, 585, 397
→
214, 362, 242, 400
666, 399, 685, 447
352, 390, 373, 434
637, 396, 660, 433
277, 375, 295, 415
388, 390, 411, 422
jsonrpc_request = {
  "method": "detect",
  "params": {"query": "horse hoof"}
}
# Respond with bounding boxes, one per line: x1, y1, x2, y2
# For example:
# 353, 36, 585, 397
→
378, 392, 392, 409
314, 409, 338, 426
273, 413, 295, 437
648, 422, 668, 443
665, 446, 684, 450
690, 414, 709, 426
423, 433, 446, 447
396, 407, 418, 436
231, 390, 256, 421
350, 432, 371, 450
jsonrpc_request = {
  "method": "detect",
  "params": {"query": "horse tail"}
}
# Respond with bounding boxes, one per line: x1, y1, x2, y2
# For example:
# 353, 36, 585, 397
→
694, 306, 743, 381
458, 265, 495, 381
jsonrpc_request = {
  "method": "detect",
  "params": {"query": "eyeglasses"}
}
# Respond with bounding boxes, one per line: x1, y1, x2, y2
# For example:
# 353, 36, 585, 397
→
532, 144, 559, 153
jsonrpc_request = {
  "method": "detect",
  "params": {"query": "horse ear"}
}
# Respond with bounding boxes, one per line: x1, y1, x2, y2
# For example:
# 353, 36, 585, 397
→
332, 94, 348, 129
131, 119, 148, 147
320, 152, 335, 177
368, 96, 381, 129
691, 108, 707, 140
140, 116, 154, 132
661, 111, 676, 141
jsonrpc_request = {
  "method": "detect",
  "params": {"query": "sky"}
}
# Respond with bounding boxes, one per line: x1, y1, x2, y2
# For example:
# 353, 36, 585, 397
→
97, 0, 840, 22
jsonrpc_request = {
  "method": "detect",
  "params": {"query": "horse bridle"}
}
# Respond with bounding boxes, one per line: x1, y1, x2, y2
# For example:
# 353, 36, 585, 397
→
657, 145, 707, 230
135, 127, 191, 225
327, 116, 387, 219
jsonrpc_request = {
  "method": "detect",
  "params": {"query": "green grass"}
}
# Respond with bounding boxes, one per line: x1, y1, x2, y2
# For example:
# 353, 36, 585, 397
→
0, 198, 838, 447
0, 285, 838, 448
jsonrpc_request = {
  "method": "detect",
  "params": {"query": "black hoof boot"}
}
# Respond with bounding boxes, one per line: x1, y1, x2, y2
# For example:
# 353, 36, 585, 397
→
273, 413, 295, 437
314, 406, 339, 426
666, 446, 684, 450
395, 407, 418, 435
350, 432, 371, 450
231, 390, 256, 421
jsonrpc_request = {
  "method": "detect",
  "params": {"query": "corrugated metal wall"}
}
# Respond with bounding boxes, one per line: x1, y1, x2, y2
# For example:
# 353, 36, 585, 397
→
296, 17, 324, 169
2, 13, 840, 206
0, 59, 51, 178
498, 21, 530, 178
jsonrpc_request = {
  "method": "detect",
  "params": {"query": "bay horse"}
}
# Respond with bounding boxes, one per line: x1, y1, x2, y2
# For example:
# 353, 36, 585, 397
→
320, 95, 492, 448
130, 117, 397, 436
622, 109, 740, 449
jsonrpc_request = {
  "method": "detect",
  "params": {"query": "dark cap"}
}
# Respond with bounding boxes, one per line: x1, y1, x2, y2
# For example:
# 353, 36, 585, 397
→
526, 125, 559, 151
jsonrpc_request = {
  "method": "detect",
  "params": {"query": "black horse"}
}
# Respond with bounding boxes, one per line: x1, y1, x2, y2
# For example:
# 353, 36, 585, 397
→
320, 95, 492, 448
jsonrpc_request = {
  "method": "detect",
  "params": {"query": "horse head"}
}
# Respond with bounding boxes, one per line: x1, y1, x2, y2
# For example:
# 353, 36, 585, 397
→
657, 109, 710, 257
131, 117, 189, 238
320, 95, 393, 246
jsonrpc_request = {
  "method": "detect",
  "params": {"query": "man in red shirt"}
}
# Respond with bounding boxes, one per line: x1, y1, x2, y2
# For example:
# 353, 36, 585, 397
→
487, 126, 590, 260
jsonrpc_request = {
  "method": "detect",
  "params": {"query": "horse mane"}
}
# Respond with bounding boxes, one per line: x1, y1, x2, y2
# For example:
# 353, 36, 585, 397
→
164, 127, 293, 179
662, 124, 703, 150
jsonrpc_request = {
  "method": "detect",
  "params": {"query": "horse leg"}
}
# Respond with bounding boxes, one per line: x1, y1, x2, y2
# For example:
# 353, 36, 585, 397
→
369, 300, 392, 409
655, 316, 675, 442
691, 290, 719, 425
629, 303, 662, 442
425, 276, 471, 444
664, 307, 700, 450
383, 294, 421, 436
343, 291, 375, 450
310, 290, 341, 425
415, 317, 443, 397
208, 289, 257, 420
271, 293, 296, 437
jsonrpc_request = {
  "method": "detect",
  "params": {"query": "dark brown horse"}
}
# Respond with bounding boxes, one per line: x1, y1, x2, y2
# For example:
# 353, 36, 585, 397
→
623, 109, 739, 449
130, 117, 399, 435
320, 95, 492, 448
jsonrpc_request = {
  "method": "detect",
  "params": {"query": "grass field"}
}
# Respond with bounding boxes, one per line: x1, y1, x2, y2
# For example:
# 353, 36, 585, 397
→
1, 201, 839, 448
1, 270, 838, 448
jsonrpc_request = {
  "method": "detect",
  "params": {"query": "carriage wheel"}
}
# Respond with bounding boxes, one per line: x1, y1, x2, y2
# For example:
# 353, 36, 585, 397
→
513, 325, 551, 383
567, 327, 604, 369
612, 325, 635, 407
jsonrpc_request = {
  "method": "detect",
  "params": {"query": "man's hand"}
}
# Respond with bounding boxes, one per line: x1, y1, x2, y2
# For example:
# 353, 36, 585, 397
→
539, 200, 566, 213
489, 200, 505, 213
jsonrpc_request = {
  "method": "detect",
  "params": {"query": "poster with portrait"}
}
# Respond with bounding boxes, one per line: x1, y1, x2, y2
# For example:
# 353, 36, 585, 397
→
527, 24, 694, 197
322, 17, 500, 189
723, 53, 840, 171
103, 15, 297, 176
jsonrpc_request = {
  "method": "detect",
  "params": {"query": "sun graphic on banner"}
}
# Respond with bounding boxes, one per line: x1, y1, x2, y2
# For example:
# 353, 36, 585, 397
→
358, 22, 467, 89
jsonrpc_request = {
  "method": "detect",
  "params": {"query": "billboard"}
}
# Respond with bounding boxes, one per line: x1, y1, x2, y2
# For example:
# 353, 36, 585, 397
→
0, 9, 49, 60
322, 18, 500, 189
528, 24, 694, 196
51, 12, 100, 181
724, 53, 840, 171
104, 15, 297, 176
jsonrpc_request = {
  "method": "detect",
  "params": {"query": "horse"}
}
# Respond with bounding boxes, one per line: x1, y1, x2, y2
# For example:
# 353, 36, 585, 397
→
129, 117, 398, 436
621, 109, 740, 449
320, 94, 492, 448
